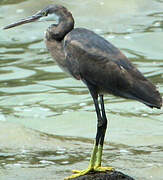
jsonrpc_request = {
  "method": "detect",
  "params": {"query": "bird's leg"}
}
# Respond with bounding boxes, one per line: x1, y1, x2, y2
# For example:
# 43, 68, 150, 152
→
94, 95, 114, 172
65, 85, 99, 180
94, 95, 106, 168
65, 87, 113, 180
72, 94, 109, 174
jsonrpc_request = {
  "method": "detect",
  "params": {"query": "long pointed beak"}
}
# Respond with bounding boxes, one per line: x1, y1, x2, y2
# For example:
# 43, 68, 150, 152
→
3, 13, 42, 30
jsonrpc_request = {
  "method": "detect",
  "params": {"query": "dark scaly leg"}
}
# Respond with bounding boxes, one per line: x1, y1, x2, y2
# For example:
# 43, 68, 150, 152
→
65, 83, 99, 179
95, 95, 107, 168
65, 85, 113, 180
94, 95, 114, 172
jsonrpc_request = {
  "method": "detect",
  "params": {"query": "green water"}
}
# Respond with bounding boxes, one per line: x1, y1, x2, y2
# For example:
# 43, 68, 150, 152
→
0, 0, 163, 179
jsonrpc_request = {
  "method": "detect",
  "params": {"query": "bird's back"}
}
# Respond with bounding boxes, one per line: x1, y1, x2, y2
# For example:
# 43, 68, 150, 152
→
64, 28, 162, 109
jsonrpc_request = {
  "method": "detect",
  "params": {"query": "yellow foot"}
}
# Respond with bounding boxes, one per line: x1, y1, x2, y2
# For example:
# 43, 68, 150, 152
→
64, 168, 93, 180
64, 166, 114, 179
94, 166, 115, 172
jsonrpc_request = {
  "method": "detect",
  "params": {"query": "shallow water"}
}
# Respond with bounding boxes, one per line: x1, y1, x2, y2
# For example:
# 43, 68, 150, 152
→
0, 0, 163, 179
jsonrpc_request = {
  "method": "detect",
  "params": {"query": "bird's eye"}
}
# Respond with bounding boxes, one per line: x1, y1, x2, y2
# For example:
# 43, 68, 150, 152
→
42, 12, 48, 16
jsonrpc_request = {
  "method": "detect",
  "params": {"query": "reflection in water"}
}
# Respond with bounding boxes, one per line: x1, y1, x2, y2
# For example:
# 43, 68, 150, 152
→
0, 0, 163, 180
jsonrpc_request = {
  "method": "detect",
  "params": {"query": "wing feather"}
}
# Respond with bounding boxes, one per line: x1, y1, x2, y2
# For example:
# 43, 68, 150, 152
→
63, 28, 143, 88
63, 28, 162, 108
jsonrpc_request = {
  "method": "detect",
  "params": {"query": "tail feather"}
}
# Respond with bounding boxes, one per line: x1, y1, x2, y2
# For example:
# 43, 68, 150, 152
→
130, 79, 162, 109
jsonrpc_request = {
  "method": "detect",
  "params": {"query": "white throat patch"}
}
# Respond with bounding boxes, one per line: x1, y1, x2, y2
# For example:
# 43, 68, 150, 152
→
39, 13, 59, 24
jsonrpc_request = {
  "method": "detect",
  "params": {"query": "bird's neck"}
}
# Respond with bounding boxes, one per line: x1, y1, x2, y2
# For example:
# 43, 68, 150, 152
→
46, 13, 74, 41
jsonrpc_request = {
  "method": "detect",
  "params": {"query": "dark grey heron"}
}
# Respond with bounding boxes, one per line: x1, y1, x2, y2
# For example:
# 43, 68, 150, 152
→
4, 4, 162, 180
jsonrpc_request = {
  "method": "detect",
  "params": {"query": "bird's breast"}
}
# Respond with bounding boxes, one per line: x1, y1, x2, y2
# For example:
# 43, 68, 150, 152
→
45, 38, 78, 78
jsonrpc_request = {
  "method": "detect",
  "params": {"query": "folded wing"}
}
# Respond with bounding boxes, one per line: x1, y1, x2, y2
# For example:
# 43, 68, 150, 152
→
63, 28, 162, 109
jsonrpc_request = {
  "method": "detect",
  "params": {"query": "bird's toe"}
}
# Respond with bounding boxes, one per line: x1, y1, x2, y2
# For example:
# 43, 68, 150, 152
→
65, 168, 93, 179
94, 166, 115, 172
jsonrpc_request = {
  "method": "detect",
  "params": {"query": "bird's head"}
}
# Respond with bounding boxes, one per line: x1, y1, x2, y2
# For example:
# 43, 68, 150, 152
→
3, 4, 70, 30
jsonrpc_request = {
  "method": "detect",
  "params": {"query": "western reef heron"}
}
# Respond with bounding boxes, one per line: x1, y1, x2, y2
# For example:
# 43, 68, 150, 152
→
3, 4, 162, 180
